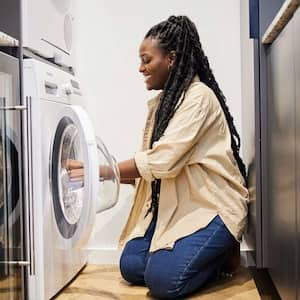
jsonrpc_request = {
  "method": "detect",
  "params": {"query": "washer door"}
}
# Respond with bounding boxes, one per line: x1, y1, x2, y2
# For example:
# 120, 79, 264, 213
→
96, 137, 120, 213
51, 105, 97, 248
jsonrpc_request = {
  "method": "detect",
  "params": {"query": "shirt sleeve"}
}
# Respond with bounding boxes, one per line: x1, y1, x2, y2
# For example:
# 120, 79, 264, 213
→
134, 89, 212, 181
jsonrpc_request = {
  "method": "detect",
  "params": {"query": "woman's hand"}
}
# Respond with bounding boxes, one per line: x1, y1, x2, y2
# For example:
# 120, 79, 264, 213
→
69, 168, 84, 180
65, 161, 114, 181
65, 158, 140, 183
67, 164, 114, 181
65, 159, 84, 170
63, 159, 84, 180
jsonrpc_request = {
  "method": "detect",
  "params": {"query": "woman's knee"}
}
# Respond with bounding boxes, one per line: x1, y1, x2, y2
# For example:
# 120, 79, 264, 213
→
145, 268, 215, 298
119, 252, 145, 284
144, 257, 219, 298
144, 261, 184, 298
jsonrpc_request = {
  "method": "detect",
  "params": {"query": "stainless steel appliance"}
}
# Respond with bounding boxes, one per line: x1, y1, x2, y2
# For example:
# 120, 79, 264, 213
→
249, 0, 300, 298
0, 50, 26, 300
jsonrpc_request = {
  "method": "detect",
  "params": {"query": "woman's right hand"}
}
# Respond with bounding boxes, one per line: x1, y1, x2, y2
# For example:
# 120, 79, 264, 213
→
63, 159, 84, 180
66, 162, 115, 181
65, 159, 84, 170
69, 168, 85, 180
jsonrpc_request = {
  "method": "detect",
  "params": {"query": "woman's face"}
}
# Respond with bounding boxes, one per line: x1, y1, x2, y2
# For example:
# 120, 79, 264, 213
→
139, 38, 174, 90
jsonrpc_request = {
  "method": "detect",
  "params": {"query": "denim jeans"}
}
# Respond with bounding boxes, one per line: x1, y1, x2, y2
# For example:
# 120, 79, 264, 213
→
119, 215, 236, 299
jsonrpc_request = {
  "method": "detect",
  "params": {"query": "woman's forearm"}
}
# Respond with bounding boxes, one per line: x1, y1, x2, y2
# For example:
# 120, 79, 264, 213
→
68, 158, 140, 183
120, 178, 136, 185
118, 158, 140, 181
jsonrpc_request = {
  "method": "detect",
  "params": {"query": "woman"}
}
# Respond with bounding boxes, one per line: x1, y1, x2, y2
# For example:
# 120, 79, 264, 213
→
71, 15, 249, 299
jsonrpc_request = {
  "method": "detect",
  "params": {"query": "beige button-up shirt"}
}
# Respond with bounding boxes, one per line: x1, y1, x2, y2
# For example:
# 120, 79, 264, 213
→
119, 76, 249, 253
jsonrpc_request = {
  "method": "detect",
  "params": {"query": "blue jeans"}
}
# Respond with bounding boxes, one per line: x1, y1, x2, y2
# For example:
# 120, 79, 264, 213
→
119, 215, 236, 299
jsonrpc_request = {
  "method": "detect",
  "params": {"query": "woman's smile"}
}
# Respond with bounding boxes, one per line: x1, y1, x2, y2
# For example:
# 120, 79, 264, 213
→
139, 38, 172, 90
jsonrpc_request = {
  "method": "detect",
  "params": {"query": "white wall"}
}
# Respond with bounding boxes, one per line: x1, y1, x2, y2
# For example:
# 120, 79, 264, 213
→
240, 0, 255, 168
73, 0, 243, 264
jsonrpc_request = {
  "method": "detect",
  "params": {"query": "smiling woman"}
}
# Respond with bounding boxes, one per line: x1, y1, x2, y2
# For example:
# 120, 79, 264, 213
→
69, 15, 249, 299
139, 38, 175, 90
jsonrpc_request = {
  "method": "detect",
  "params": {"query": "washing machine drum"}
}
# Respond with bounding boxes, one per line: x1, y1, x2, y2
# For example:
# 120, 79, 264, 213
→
0, 133, 19, 230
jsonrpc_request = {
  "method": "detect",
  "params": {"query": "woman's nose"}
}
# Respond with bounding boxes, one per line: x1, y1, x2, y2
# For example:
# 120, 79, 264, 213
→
139, 63, 145, 73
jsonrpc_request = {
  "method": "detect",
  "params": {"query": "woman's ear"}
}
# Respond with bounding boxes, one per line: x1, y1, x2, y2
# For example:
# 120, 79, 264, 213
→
168, 50, 176, 67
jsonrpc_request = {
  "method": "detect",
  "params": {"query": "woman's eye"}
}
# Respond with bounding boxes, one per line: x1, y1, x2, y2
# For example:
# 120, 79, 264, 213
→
142, 58, 150, 64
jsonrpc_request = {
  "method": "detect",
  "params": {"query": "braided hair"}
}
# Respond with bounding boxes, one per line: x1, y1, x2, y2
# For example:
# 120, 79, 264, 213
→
145, 16, 247, 216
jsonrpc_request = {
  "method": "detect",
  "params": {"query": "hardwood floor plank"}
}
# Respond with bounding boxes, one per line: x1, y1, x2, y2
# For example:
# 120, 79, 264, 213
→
55, 265, 260, 299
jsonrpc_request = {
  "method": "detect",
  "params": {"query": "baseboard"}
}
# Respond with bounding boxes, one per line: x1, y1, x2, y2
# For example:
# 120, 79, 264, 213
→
86, 248, 122, 265
86, 248, 255, 268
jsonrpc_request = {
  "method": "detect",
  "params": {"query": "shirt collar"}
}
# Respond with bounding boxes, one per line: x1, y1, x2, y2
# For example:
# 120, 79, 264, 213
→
146, 75, 200, 108
147, 92, 162, 109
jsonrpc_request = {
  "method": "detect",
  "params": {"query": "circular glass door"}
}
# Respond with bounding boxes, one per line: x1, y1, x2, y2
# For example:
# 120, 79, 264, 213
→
51, 105, 98, 247
52, 117, 84, 239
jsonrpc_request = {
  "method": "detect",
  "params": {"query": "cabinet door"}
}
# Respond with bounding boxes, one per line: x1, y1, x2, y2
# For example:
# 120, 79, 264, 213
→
266, 14, 297, 300
0, 52, 26, 299
294, 8, 300, 300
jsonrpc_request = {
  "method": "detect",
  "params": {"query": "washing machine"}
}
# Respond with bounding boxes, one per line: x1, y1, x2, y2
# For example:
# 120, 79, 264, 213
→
22, 0, 74, 67
23, 58, 119, 299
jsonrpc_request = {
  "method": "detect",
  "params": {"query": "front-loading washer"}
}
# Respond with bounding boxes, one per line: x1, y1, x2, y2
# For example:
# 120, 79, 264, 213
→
23, 58, 119, 299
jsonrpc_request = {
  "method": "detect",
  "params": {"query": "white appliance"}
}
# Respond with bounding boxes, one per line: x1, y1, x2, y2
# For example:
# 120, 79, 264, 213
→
22, 0, 74, 67
23, 58, 119, 299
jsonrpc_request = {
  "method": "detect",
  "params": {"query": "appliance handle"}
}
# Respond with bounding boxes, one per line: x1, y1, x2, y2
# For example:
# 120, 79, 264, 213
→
22, 96, 35, 275
0, 98, 30, 268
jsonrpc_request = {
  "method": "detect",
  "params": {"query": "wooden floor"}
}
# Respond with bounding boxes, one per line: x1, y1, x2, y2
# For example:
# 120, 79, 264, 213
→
0, 271, 23, 300
55, 265, 261, 299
